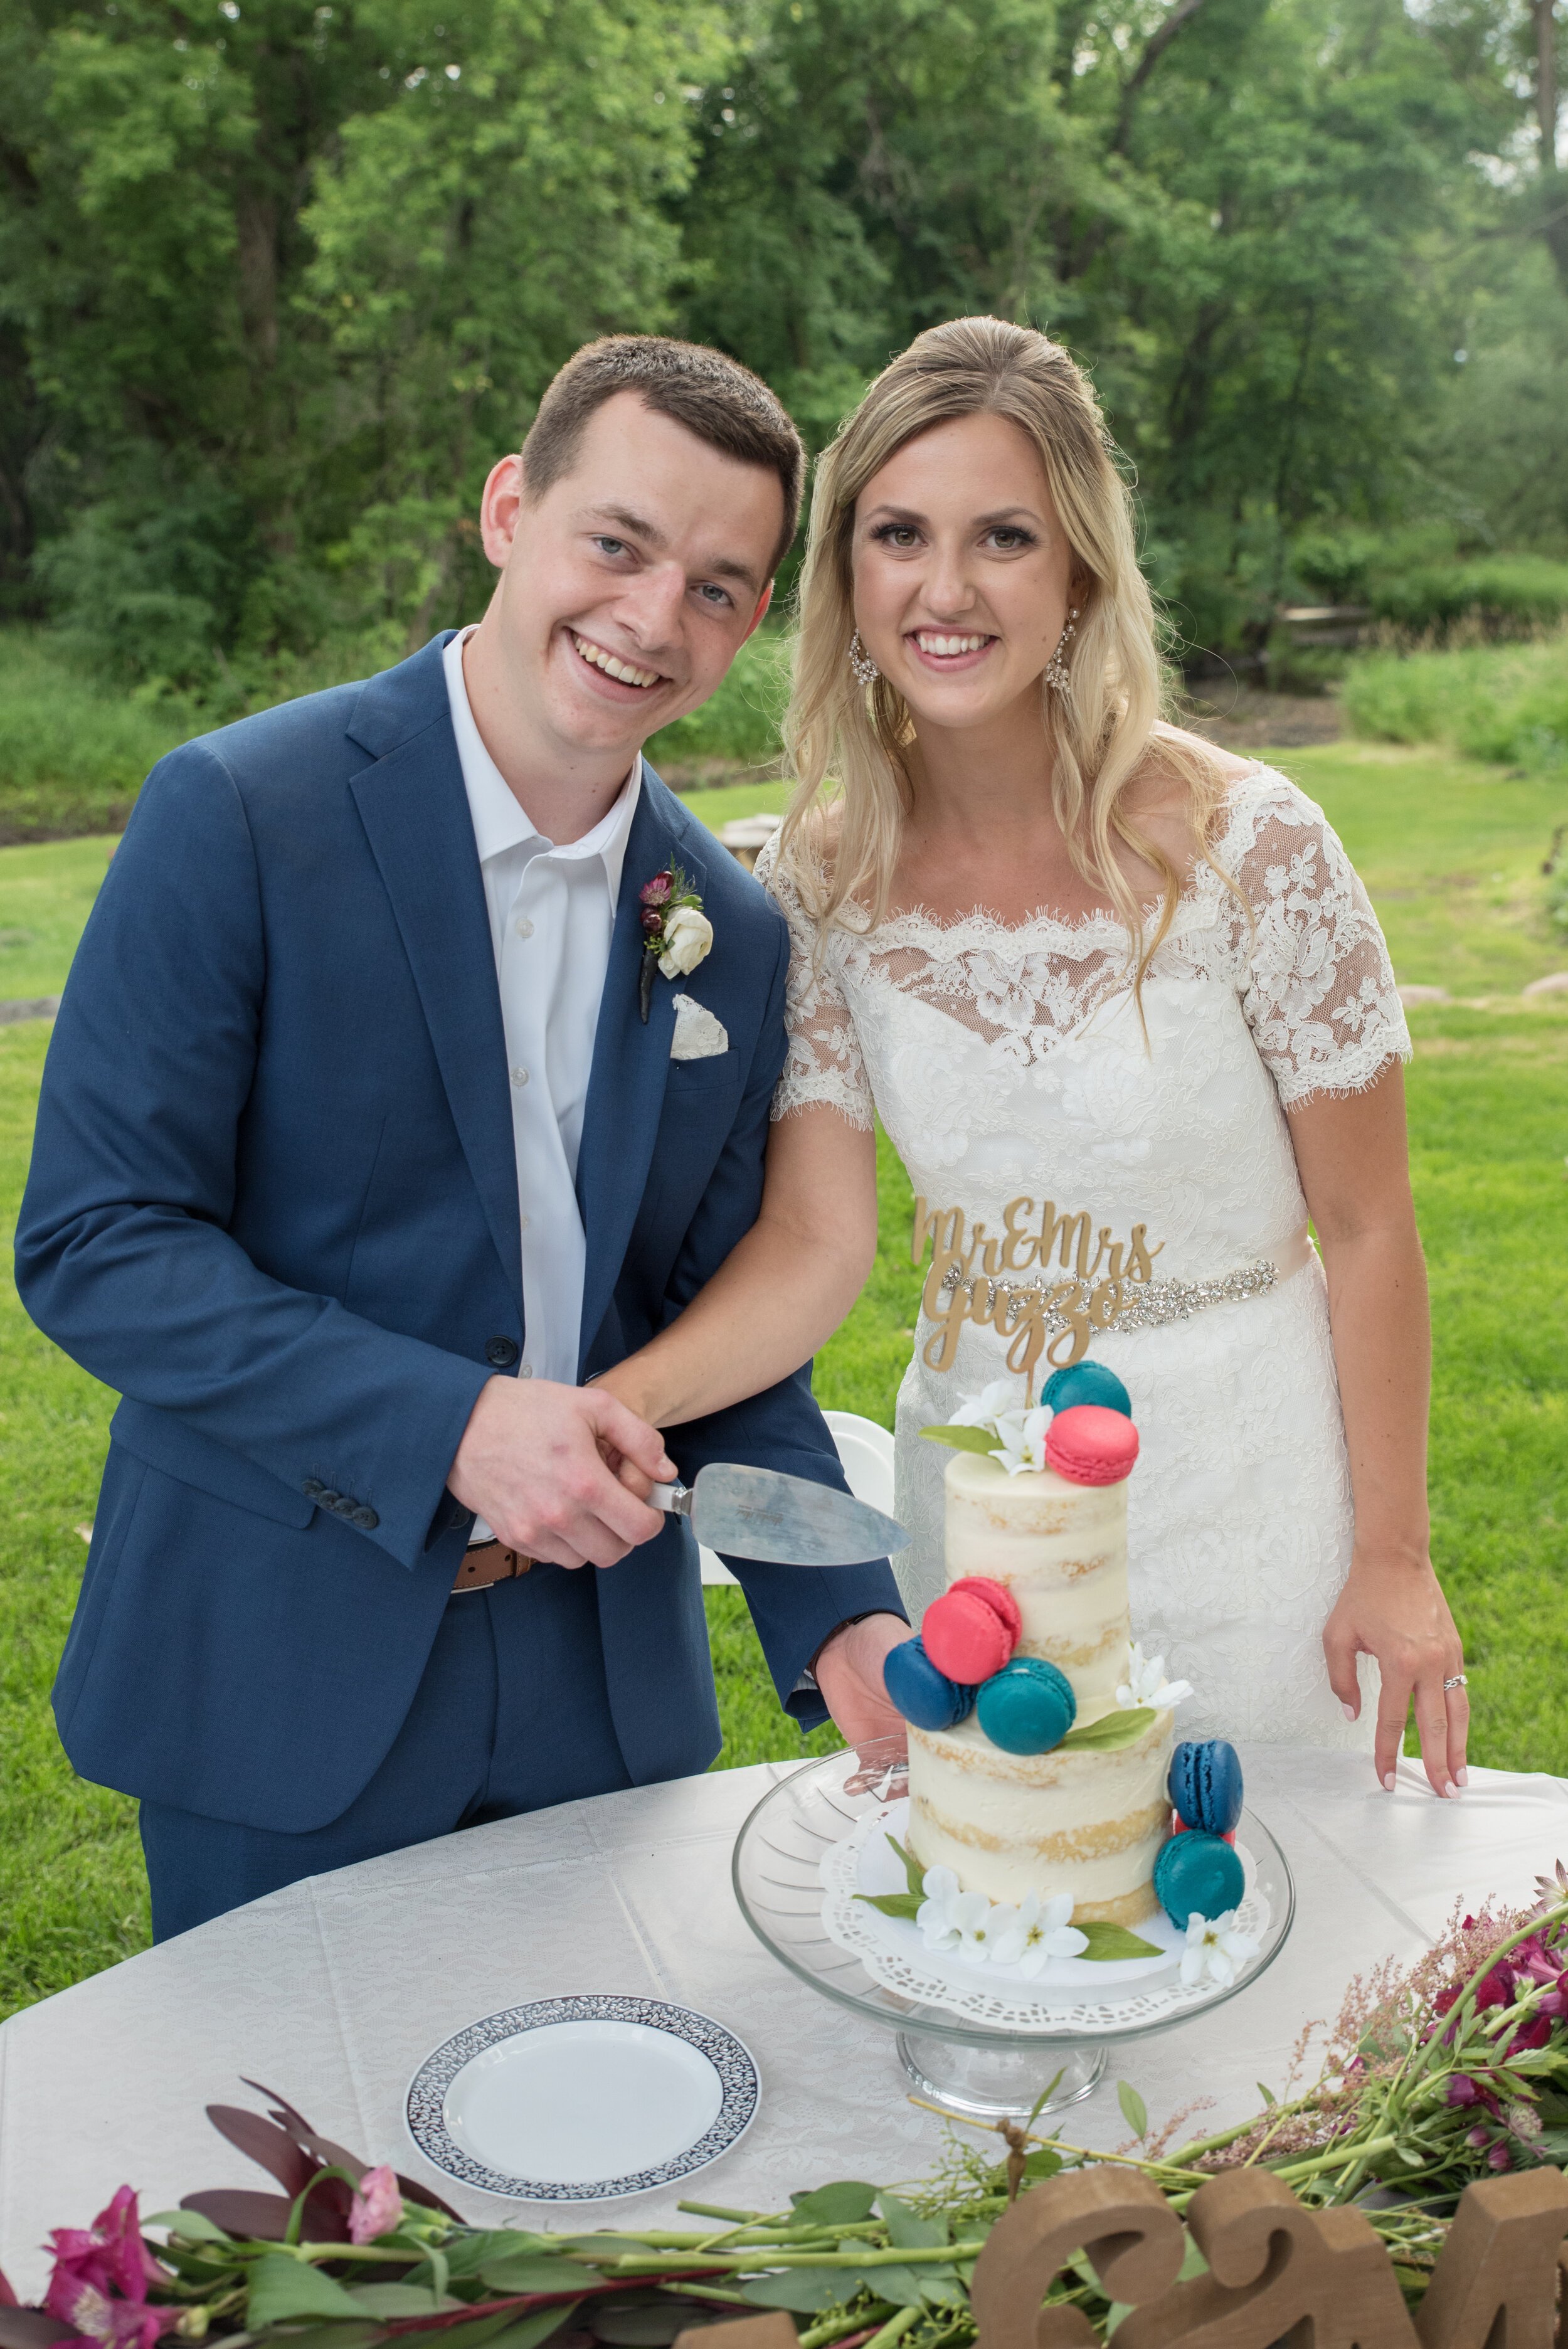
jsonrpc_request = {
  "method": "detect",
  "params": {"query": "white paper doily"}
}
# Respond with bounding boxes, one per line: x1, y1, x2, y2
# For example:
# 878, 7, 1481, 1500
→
819, 1798, 1273, 2035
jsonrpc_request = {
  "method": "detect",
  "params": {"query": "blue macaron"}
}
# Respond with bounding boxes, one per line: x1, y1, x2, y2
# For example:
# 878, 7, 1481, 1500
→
1153, 1830, 1246, 1930
882, 1635, 976, 1733
1040, 1361, 1133, 1419
1168, 1739, 1244, 1836
975, 1657, 1078, 1755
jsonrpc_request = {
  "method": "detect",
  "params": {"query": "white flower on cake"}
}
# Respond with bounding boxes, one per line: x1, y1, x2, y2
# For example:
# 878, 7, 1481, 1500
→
946, 1383, 1052, 1477
1116, 1641, 1195, 1712
989, 1892, 1088, 1975
915, 1865, 965, 1951
1179, 1909, 1259, 1988
914, 1865, 1015, 1958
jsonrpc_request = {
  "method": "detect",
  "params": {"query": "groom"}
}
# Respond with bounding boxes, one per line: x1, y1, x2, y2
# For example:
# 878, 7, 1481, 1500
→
16, 336, 907, 1941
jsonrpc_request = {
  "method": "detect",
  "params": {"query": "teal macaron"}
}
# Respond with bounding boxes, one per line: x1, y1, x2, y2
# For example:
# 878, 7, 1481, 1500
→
1153, 1830, 1246, 1929
1041, 1360, 1133, 1418
976, 1657, 1077, 1755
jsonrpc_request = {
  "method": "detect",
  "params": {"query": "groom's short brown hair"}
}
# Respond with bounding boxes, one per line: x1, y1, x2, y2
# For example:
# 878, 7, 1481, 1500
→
521, 337, 805, 576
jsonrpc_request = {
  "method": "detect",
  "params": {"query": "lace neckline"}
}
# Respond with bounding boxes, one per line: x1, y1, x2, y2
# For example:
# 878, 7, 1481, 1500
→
839, 763, 1271, 954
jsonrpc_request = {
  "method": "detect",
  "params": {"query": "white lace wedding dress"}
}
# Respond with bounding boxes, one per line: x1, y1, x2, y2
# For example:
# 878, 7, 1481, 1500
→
757, 766, 1412, 1749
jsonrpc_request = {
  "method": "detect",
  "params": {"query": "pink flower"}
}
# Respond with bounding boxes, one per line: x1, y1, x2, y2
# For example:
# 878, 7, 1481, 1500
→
1447, 2074, 1480, 2106
640, 871, 673, 908
43, 2190, 172, 2349
640, 906, 664, 936
347, 2166, 403, 2245
1486, 2142, 1513, 2170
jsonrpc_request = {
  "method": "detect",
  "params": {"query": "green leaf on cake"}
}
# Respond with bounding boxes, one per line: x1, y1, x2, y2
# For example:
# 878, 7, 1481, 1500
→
919, 1424, 998, 1454
1078, 1921, 1163, 1961
1059, 1707, 1157, 1751
854, 1835, 927, 1921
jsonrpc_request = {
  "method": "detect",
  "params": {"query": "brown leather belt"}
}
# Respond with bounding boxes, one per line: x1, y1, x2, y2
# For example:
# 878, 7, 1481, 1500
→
453, 1540, 532, 1593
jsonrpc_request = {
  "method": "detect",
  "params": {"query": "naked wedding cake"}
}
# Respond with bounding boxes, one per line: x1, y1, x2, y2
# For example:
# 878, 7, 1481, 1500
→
882, 1362, 1245, 1937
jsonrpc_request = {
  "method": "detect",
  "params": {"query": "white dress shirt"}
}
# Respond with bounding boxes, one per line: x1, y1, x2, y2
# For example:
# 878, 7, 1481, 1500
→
443, 627, 641, 1424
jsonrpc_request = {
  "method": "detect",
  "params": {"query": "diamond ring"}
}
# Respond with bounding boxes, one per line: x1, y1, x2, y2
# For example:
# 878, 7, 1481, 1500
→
1444, 1673, 1468, 1691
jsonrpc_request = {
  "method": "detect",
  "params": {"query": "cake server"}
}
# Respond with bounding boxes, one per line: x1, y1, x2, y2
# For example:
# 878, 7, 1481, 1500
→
650, 1463, 908, 1565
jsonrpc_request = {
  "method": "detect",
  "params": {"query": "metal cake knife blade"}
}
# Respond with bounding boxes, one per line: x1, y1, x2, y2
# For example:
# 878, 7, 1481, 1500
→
649, 1461, 908, 1566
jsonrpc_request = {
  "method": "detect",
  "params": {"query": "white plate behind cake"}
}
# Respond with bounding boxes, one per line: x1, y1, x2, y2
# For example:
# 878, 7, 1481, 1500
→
405, 1995, 758, 2202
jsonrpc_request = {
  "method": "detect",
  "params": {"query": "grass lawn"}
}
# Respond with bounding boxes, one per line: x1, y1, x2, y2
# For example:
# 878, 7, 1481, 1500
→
3, 737, 1567, 2019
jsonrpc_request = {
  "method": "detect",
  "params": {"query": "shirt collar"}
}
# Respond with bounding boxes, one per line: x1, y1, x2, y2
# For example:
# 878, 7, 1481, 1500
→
443, 626, 643, 906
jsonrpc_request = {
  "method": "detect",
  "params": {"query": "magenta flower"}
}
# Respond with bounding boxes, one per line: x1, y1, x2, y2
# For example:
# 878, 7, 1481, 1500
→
348, 2165, 403, 2245
640, 906, 664, 936
640, 871, 673, 909
1446, 2074, 1480, 2106
1486, 2141, 1513, 2170
43, 2189, 173, 2349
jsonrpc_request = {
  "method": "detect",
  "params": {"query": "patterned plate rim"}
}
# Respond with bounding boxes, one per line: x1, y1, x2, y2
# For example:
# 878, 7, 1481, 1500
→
404, 1994, 760, 2202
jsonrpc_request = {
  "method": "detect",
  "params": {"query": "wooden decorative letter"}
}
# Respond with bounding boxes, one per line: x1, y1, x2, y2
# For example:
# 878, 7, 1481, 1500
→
971, 2167, 1185, 2349
1412, 2168, 1568, 2349
1115, 2170, 1419, 2349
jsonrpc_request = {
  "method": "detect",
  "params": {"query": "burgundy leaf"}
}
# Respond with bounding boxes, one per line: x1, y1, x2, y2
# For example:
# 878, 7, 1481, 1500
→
240, 2082, 367, 2181
179, 2190, 295, 2240
0, 2313, 87, 2349
204, 2108, 318, 2198
0, 2271, 16, 2311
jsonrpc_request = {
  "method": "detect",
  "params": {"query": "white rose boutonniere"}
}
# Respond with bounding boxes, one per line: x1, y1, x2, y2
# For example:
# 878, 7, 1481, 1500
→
638, 863, 712, 1020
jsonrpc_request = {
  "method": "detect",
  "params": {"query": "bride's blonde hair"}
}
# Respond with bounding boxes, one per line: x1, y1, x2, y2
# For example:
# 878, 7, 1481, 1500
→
777, 315, 1231, 987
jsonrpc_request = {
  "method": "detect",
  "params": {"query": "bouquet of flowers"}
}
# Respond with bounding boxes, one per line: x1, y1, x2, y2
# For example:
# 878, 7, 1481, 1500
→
7, 1875, 1568, 2349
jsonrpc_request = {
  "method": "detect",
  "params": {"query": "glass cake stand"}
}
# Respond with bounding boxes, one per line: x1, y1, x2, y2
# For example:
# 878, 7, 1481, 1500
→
732, 1737, 1294, 2122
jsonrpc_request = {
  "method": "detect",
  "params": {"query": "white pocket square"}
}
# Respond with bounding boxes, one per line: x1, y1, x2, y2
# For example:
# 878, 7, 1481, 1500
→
670, 994, 729, 1061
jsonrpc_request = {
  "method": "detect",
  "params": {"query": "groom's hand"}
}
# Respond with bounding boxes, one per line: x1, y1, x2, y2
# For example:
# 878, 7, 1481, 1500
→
812, 1613, 909, 1752
448, 1377, 675, 1569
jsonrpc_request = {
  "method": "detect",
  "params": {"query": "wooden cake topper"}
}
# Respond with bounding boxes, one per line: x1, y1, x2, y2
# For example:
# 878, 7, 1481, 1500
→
678, 2164, 1568, 2349
911, 1194, 1163, 1381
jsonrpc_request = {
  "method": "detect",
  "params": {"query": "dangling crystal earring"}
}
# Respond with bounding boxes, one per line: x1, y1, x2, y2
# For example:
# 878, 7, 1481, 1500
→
848, 628, 880, 686
1044, 606, 1079, 692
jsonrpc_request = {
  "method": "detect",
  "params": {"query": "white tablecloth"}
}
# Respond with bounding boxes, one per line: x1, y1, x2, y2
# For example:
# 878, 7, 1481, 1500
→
3, 1746, 1566, 2296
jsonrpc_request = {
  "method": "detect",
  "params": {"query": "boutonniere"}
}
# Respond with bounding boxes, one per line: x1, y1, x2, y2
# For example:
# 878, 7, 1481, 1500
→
638, 863, 713, 1021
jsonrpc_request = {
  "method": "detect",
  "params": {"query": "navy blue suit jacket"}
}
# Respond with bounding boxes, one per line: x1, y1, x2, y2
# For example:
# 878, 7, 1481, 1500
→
15, 634, 903, 1833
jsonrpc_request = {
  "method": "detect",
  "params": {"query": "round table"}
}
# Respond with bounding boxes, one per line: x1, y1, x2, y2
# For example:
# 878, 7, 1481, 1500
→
3, 1746, 1564, 2295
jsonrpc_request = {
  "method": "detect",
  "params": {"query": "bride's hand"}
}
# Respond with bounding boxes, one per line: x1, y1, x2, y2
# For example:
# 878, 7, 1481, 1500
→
1323, 1551, 1468, 1800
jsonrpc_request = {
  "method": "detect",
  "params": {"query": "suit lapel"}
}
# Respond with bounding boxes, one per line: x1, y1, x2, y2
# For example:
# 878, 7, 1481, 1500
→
348, 655, 524, 1312
576, 782, 706, 1372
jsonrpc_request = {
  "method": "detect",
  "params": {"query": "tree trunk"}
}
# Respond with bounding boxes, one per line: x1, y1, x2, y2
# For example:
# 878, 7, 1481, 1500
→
1536, 0, 1568, 292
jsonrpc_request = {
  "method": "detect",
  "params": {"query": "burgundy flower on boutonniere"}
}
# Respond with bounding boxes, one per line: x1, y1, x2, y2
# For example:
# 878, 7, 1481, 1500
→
637, 863, 712, 1021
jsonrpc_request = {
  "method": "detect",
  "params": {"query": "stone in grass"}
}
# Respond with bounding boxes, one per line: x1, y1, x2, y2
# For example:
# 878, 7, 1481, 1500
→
1397, 984, 1450, 1006
1523, 972, 1568, 997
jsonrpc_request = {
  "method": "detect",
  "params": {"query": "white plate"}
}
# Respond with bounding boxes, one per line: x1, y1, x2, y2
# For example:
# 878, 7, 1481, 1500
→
406, 1995, 759, 2201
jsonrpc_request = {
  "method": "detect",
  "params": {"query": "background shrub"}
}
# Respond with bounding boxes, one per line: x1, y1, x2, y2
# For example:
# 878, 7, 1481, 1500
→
1342, 633, 1568, 773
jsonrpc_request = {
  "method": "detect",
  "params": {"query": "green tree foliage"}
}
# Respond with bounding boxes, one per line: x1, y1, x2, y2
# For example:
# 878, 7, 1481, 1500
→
0, 0, 1562, 679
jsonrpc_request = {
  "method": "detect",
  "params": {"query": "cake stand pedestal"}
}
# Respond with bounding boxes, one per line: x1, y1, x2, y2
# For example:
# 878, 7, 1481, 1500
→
732, 1737, 1294, 2123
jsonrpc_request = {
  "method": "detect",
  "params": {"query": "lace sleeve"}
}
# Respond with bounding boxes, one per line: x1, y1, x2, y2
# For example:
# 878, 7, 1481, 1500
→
754, 834, 874, 1129
1222, 773, 1412, 1106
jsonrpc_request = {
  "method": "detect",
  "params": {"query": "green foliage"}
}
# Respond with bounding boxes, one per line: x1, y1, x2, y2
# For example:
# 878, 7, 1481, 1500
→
644, 628, 790, 773
0, 634, 193, 843
1342, 633, 1568, 773
1368, 558, 1568, 638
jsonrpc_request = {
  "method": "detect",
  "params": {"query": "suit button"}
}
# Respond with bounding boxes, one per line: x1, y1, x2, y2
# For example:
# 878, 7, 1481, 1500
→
351, 1506, 379, 1530
486, 1335, 519, 1368
304, 1478, 324, 1498
319, 1489, 342, 1510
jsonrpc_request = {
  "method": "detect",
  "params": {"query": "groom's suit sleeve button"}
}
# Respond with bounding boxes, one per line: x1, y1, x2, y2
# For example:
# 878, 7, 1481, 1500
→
485, 1335, 519, 1368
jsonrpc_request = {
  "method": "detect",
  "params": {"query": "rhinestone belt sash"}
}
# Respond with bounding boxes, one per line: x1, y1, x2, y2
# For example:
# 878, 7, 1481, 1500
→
937, 1222, 1315, 1343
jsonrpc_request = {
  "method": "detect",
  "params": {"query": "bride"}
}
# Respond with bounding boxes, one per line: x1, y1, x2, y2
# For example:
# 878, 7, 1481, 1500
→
601, 315, 1468, 1800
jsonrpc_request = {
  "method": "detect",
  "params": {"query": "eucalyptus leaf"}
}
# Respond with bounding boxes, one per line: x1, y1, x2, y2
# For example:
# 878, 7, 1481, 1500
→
861, 2266, 933, 2308
442, 2232, 561, 2279
918, 1425, 997, 1455
482, 2304, 586, 2349
788, 2182, 881, 2225
1059, 1709, 1157, 1752
347, 2285, 457, 2316
1116, 2081, 1148, 2139
144, 2210, 234, 2242
740, 2270, 852, 2312
477, 2257, 597, 2294
877, 2193, 947, 2250
1018, 2149, 1062, 2185
1078, 1920, 1162, 1961
246, 2253, 368, 2326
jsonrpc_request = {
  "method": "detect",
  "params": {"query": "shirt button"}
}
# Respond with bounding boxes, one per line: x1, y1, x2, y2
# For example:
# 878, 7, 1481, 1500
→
519, 1363, 534, 1379
519, 1214, 531, 1232
511, 1066, 529, 1088
486, 1336, 519, 1369
514, 916, 534, 939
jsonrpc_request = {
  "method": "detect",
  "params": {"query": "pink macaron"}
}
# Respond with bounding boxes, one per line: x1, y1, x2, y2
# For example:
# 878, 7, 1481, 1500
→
922, 1574, 1020, 1683
1044, 1403, 1140, 1487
